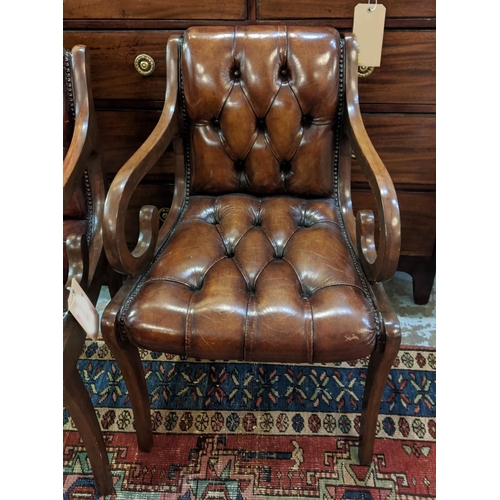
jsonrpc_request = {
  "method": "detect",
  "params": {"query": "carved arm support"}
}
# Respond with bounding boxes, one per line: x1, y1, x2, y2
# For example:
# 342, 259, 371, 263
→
63, 46, 96, 212
63, 45, 104, 284
103, 35, 181, 276
344, 34, 401, 283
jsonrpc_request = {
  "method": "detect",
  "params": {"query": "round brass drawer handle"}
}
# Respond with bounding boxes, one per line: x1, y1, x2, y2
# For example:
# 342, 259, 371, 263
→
158, 207, 170, 222
134, 54, 156, 76
358, 66, 375, 78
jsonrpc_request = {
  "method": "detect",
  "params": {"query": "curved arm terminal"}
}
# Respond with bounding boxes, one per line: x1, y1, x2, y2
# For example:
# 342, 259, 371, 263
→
344, 34, 401, 282
103, 36, 181, 276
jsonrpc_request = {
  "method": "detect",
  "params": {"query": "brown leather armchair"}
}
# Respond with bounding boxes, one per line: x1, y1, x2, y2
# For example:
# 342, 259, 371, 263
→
63, 45, 113, 496
101, 26, 401, 465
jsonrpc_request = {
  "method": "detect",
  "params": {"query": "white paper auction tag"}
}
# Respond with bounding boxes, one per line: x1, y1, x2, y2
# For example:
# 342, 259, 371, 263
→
353, 3, 386, 67
67, 278, 99, 340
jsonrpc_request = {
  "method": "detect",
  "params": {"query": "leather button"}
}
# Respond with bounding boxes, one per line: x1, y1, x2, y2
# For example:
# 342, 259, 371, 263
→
257, 118, 266, 131
234, 160, 245, 172
301, 115, 312, 127
212, 118, 220, 128
280, 160, 292, 180
253, 218, 262, 227
233, 69, 241, 79
280, 68, 288, 79
226, 248, 235, 258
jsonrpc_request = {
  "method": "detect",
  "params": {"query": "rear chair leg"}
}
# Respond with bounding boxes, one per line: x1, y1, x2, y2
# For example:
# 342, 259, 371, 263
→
101, 318, 153, 452
358, 313, 401, 465
63, 365, 113, 496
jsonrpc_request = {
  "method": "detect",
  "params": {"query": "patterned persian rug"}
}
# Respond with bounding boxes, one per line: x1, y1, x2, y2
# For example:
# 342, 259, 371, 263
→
63, 340, 436, 499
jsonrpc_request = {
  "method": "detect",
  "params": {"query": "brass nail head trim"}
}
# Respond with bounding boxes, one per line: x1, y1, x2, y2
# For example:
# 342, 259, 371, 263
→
134, 54, 156, 76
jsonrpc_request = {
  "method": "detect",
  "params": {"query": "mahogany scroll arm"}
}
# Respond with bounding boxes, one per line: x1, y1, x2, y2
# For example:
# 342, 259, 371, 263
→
63, 46, 96, 212
344, 34, 401, 283
63, 45, 104, 284
103, 35, 181, 276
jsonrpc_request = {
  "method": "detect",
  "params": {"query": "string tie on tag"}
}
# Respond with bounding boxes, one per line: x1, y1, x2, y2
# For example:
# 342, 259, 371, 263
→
368, 0, 377, 12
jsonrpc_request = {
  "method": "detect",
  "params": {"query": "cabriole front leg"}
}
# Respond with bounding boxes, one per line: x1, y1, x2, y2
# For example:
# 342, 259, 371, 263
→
358, 283, 401, 465
101, 285, 153, 452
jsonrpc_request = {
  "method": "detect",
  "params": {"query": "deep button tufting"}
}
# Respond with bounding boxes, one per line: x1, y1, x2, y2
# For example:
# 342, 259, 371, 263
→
301, 115, 312, 127
212, 118, 220, 128
234, 160, 245, 172
301, 285, 313, 300
253, 217, 262, 227
280, 160, 292, 181
183, 27, 340, 197
125, 193, 378, 364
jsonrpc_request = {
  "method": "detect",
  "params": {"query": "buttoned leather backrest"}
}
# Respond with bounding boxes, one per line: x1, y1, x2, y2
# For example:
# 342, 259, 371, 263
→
181, 26, 342, 197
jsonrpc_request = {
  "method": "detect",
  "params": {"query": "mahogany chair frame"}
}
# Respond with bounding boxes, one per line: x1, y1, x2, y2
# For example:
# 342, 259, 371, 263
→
63, 45, 113, 496
101, 32, 401, 466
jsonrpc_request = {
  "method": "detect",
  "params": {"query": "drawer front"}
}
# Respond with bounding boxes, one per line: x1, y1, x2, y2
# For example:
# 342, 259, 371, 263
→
358, 31, 435, 106
257, 0, 435, 19
352, 114, 435, 187
64, 0, 246, 20
63, 31, 181, 101
352, 191, 435, 258
64, 31, 434, 105
97, 110, 175, 181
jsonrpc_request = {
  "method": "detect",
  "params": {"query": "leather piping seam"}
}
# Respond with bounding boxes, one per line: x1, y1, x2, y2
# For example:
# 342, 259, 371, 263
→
184, 292, 196, 357
304, 297, 314, 364
332, 36, 382, 350
281, 257, 309, 298
311, 282, 368, 296
117, 36, 192, 344
300, 218, 342, 231
280, 226, 300, 252
142, 255, 226, 291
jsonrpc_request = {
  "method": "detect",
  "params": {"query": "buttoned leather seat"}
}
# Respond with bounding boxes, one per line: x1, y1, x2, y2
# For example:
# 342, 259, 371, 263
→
125, 194, 379, 363
102, 26, 401, 465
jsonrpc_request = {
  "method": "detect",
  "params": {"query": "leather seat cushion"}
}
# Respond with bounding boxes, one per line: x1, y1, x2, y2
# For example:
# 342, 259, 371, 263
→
123, 194, 379, 363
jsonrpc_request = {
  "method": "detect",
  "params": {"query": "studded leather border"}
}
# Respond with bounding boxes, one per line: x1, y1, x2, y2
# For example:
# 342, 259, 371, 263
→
332, 37, 383, 350
63, 48, 93, 246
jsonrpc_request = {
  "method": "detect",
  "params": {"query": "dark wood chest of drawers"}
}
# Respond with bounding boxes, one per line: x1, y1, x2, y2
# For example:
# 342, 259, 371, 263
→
63, 0, 436, 304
